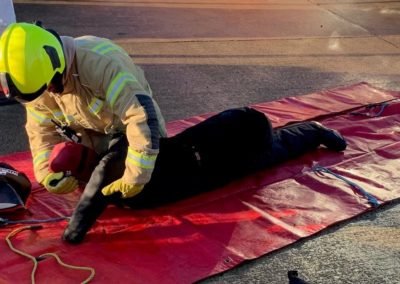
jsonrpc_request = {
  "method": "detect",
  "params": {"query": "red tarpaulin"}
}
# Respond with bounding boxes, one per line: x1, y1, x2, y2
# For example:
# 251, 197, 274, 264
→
1, 82, 400, 283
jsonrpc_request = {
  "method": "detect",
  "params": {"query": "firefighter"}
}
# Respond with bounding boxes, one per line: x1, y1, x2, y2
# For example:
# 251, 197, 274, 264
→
0, 22, 166, 239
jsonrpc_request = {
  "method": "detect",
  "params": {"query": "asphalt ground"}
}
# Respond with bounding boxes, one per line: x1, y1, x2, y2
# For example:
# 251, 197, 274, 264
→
1, 0, 400, 283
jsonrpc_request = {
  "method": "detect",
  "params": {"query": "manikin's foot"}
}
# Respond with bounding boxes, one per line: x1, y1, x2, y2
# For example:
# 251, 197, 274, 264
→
311, 121, 347, 151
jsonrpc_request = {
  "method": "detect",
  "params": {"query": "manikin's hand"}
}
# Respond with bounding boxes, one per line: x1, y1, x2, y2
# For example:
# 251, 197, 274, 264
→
101, 178, 144, 199
42, 172, 78, 194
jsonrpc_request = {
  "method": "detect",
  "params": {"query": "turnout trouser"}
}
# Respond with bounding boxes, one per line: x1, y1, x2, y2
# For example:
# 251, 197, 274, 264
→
63, 107, 327, 243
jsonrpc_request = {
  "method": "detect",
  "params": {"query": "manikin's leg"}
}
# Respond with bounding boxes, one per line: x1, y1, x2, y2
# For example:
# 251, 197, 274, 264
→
276, 121, 347, 156
256, 121, 347, 169
62, 135, 128, 244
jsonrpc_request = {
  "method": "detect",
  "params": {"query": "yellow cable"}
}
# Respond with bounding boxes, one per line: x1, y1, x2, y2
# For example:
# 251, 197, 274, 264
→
5, 225, 95, 284
37, 253, 95, 284
6, 226, 39, 284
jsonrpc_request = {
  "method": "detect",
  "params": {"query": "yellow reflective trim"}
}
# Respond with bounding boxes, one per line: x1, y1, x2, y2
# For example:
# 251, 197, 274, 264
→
33, 149, 51, 166
88, 98, 104, 115
49, 108, 68, 124
92, 42, 114, 54
98, 46, 116, 55
52, 110, 64, 121
26, 107, 52, 125
92, 41, 128, 56
106, 72, 137, 108
126, 147, 156, 170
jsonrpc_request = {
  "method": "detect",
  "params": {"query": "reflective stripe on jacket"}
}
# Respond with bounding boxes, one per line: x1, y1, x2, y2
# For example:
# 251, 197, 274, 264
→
25, 36, 167, 184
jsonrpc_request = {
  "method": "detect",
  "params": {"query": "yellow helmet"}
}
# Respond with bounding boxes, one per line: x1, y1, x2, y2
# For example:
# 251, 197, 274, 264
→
0, 22, 65, 101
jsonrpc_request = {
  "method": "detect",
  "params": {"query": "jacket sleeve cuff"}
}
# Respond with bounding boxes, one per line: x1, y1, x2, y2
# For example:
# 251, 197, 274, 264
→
122, 149, 158, 185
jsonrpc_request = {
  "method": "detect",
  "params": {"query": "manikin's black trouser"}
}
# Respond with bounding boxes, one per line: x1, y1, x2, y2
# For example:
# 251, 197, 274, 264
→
64, 107, 325, 242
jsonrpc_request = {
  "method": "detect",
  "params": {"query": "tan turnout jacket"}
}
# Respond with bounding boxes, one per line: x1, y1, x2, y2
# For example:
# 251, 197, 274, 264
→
24, 36, 167, 185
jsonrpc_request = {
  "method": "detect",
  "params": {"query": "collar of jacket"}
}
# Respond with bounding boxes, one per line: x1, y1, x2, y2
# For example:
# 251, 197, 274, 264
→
60, 36, 76, 86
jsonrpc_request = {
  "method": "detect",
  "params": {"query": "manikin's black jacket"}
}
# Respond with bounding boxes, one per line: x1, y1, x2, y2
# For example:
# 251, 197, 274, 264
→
63, 107, 342, 243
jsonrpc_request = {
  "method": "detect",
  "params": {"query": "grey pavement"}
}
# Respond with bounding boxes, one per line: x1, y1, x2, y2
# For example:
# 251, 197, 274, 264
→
2, 0, 400, 283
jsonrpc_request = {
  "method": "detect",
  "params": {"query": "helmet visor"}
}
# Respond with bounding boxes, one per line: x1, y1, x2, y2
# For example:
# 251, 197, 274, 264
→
0, 72, 46, 102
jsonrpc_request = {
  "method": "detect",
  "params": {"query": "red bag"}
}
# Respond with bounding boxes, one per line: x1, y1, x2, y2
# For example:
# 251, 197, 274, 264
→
49, 142, 98, 183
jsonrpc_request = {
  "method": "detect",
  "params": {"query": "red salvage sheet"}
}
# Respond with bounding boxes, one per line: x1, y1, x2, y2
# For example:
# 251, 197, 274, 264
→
1, 82, 400, 284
